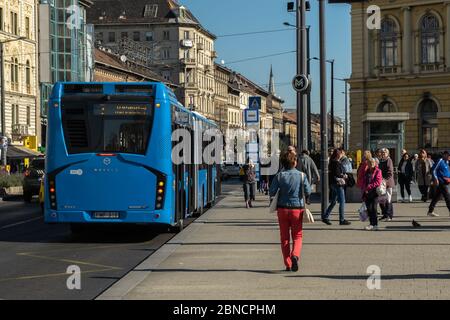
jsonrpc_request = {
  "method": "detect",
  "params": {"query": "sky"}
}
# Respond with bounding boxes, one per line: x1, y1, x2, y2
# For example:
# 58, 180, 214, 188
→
180, 0, 351, 119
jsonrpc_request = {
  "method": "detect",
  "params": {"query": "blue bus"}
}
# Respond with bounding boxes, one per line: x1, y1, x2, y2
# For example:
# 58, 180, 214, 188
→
44, 82, 219, 233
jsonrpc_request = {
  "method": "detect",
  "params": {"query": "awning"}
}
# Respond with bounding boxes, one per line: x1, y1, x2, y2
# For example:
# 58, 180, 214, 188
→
6, 145, 44, 159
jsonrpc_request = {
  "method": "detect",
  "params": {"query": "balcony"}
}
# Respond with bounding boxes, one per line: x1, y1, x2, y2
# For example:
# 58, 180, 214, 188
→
420, 63, 441, 72
184, 82, 198, 89
211, 51, 218, 58
378, 66, 398, 75
180, 39, 193, 48
12, 124, 29, 136
181, 58, 196, 66
197, 43, 204, 50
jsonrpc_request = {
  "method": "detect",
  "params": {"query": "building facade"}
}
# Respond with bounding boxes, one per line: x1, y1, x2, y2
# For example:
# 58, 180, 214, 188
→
1, 0, 39, 146
214, 63, 229, 132
350, 0, 450, 163
87, 0, 217, 120
39, 0, 94, 147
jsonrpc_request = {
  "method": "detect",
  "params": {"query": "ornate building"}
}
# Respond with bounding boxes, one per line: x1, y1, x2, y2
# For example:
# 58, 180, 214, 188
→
0, 0, 39, 146
87, 0, 217, 120
350, 0, 450, 163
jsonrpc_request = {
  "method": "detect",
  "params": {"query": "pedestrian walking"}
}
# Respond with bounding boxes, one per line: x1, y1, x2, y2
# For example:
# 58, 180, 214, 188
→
416, 149, 433, 202
298, 150, 320, 205
378, 148, 395, 221
242, 159, 257, 208
322, 149, 351, 226
362, 158, 383, 231
357, 150, 373, 192
427, 151, 450, 217
398, 153, 414, 203
269, 151, 311, 272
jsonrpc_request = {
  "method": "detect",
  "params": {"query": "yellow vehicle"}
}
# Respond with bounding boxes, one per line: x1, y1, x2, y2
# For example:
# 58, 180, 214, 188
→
38, 175, 44, 213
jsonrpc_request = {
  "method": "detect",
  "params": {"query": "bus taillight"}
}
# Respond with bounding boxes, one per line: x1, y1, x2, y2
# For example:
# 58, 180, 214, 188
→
155, 178, 165, 210
49, 179, 57, 210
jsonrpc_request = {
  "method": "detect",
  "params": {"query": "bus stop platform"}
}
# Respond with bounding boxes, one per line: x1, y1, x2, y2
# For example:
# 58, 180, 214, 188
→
98, 182, 450, 300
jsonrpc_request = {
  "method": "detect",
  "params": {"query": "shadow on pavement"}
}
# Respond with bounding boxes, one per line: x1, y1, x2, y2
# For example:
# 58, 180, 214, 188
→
287, 272, 450, 280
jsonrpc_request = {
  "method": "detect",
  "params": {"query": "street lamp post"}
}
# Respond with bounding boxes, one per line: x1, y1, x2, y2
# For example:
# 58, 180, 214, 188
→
0, 36, 25, 166
319, 0, 329, 214
335, 77, 348, 150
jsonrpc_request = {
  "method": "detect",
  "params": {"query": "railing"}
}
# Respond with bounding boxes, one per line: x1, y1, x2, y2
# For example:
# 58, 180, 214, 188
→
420, 63, 441, 72
12, 124, 29, 136
181, 58, 196, 65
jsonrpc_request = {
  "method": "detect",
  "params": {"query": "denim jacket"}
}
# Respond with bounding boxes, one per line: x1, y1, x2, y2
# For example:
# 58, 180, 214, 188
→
269, 168, 311, 209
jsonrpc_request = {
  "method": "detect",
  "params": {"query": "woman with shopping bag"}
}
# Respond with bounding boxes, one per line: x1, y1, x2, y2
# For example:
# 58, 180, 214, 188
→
361, 158, 383, 231
269, 151, 311, 272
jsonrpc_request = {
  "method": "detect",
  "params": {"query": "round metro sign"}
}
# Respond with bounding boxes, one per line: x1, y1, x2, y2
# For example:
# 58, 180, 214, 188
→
292, 74, 309, 92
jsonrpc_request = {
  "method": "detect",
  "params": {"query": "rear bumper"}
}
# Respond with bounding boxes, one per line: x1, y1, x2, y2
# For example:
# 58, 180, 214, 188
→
44, 209, 172, 225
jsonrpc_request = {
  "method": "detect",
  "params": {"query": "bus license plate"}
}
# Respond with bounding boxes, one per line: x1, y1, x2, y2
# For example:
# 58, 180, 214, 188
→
93, 211, 120, 219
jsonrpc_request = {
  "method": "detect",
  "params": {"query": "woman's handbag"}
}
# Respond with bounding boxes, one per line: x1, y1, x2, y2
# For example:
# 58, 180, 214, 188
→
303, 208, 315, 223
358, 203, 368, 222
346, 173, 356, 188
376, 179, 387, 196
269, 190, 279, 213
300, 172, 315, 224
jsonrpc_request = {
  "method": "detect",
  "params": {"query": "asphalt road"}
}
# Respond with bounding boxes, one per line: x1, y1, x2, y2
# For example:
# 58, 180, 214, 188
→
0, 197, 189, 300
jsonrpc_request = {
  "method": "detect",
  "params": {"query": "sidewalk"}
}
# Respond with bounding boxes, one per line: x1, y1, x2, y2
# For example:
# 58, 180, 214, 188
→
98, 183, 450, 300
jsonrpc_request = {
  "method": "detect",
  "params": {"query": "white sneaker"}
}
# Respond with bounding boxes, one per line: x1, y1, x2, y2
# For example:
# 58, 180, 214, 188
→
399, 198, 405, 203
427, 212, 439, 217
409, 195, 413, 203
365, 225, 379, 231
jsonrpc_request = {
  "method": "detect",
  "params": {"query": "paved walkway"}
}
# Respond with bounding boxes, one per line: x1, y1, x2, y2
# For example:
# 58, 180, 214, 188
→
98, 183, 450, 300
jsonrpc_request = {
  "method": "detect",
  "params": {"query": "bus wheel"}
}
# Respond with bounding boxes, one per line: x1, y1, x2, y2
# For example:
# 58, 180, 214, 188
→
169, 219, 184, 233
23, 191, 32, 203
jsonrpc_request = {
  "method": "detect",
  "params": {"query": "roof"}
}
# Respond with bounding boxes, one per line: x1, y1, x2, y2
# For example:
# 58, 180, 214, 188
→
7, 146, 43, 159
283, 112, 297, 124
87, 0, 216, 39
94, 47, 177, 87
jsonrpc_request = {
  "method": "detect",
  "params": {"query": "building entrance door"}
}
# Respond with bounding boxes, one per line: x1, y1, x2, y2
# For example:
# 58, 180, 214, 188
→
367, 121, 404, 165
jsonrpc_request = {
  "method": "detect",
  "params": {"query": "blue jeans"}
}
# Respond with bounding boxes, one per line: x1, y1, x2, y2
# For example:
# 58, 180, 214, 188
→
323, 184, 346, 222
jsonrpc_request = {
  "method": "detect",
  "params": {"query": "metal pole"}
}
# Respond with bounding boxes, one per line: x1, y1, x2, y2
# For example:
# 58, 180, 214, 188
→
296, 0, 301, 151
0, 42, 5, 166
319, 0, 329, 214
296, 0, 308, 152
0, 42, 4, 137
344, 80, 348, 150
330, 59, 334, 148
300, 0, 308, 152
307, 25, 312, 151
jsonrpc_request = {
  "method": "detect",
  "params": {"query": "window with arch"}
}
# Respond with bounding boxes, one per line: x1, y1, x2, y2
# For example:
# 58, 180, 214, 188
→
380, 18, 398, 67
421, 14, 440, 64
377, 100, 396, 112
419, 98, 438, 148
26, 60, 31, 94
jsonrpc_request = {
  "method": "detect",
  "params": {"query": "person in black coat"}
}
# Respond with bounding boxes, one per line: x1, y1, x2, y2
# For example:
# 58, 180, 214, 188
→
398, 153, 414, 202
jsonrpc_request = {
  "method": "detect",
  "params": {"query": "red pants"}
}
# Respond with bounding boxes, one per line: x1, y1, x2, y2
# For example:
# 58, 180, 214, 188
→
277, 208, 304, 268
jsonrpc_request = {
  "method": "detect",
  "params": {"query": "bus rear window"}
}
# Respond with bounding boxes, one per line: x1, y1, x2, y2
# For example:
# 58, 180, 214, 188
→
61, 99, 154, 155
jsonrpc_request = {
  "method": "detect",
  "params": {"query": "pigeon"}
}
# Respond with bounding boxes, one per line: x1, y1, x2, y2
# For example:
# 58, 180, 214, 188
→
412, 220, 421, 228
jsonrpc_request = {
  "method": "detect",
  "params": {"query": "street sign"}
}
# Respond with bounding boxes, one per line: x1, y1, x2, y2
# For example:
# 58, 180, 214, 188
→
248, 96, 261, 110
292, 74, 309, 92
244, 109, 259, 123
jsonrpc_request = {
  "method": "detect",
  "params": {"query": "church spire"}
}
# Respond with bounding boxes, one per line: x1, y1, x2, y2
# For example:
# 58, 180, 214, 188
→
268, 65, 275, 95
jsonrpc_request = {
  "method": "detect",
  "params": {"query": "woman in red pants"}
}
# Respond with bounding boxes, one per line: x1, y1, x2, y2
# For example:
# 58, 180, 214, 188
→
269, 151, 311, 272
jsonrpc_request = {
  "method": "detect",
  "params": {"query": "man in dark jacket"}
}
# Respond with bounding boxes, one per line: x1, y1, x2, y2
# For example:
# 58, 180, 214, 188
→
298, 150, 320, 204
378, 148, 395, 221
